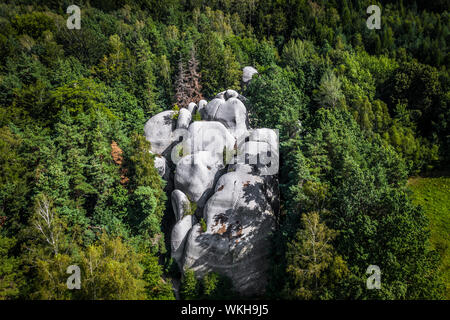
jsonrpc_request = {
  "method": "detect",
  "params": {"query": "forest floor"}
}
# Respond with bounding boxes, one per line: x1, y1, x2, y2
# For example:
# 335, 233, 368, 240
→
407, 175, 450, 299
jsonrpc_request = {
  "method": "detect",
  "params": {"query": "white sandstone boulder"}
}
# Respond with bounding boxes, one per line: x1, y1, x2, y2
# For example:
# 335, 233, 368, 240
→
152, 153, 171, 181
213, 97, 248, 139
177, 108, 192, 130
171, 189, 191, 221
187, 102, 197, 114
171, 215, 197, 267
174, 151, 225, 207
144, 110, 177, 156
242, 66, 258, 84
197, 100, 207, 115
187, 121, 235, 162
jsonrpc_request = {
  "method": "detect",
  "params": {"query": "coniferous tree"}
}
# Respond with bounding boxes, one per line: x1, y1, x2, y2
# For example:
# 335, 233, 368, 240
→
313, 71, 344, 109
174, 47, 204, 108
285, 211, 348, 299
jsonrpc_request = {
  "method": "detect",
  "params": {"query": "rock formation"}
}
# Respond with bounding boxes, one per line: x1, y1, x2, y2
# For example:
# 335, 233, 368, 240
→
144, 67, 279, 296
242, 66, 258, 84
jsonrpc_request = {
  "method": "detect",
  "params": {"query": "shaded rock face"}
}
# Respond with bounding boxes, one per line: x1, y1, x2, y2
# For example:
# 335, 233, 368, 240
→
172, 214, 197, 267
171, 189, 190, 222
183, 166, 276, 295
143, 69, 279, 296
197, 99, 207, 115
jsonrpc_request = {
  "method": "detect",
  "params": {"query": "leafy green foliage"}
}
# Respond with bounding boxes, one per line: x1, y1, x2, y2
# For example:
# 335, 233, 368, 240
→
409, 176, 450, 298
285, 212, 348, 299
171, 104, 180, 120
0, 0, 447, 300
269, 108, 445, 299
313, 71, 344, 109
192, 110, 202, 121
200, 218, 207, 233
199, 31, 241, 96
77, 233, 147, 300
0, 236, 23, 300
0, 127, 31, 234
49, 78, 114, 119
180, 269, 199, 300
11, 12, 55, 39
180, 269, 236, 300
141, 252, 175, 300
127, 133, 167, 250
245, 65, 307, 141
200, 272, 236, 300
183, 199, 197, 216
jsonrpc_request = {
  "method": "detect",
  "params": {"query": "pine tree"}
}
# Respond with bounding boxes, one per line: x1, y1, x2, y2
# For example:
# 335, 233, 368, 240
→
285, 211, 347, 299
313, 71, 344, 109
180, 269, 199, 300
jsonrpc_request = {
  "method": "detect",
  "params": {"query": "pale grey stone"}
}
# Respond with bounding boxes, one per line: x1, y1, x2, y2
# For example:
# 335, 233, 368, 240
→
197, 100, 207, 116
187, 121, 235, 162
182, 169, 276, 296
171, 215, 197, 267
214, 97, 248, 139
177, 108, 192, 130
242, 66, 258, 84
200, 97, 224, 121
171, 189, 190, 222
199, 94, 249, 140
152, 152, 170, 178
237, 140, 279, 176
174, 151, 225, 207
187, 102, 197, 114
225, 89, 239, 99
215, 91, 226, 99
144, 110, 177, 156
146, 88, 279, 297
249, 128, 279, 152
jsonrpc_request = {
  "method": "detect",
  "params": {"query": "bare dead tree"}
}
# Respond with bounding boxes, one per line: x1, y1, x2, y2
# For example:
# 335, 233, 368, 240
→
33, 195, 61, 256
174, 47, 204, 108
187, 46, 203, 102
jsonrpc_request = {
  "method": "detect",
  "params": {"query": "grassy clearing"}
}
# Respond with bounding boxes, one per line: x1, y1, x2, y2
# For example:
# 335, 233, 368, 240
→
408, 176, 450, 299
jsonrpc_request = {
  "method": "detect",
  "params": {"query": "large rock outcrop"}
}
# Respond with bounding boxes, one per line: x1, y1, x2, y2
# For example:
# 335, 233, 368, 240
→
143, 67, 279, 296
183, 164, 276, 295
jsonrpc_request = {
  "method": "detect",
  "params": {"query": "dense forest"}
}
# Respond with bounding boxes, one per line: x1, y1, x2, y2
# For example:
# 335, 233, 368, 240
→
0, 0, 448, 300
